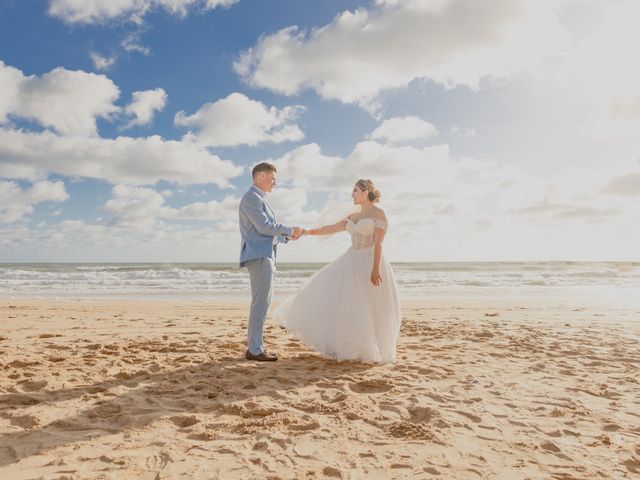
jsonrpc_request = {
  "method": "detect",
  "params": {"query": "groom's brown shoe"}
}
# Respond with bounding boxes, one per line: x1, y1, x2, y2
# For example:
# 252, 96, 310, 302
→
245, 350, 278, 362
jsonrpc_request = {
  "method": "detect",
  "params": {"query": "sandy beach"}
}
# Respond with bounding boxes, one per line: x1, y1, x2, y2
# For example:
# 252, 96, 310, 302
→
1, 299, 639, 479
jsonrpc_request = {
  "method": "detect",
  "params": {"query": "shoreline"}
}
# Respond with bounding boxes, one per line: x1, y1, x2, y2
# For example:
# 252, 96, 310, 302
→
2, 294, 640, 310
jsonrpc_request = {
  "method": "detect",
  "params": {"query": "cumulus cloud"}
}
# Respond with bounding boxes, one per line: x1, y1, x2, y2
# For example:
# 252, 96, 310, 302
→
0, 61, 24, 123
104, 184, 170, 229
270, 137, 636, 247
368, 116, 438, 144
101, 184, 243, 234
235, 0, 569, 108
175, 92, 305, 147
174, 195, 239, 221
511, 197, 620, 219
602, 173, 640, 196
553, 1, 640, 136
273, 141, 454, 195
123, 88, 167, 129
450, 125, 476, 136
90, 52, 118, 71
0, 180, 68, 223
48, 0, 239, 25
0, 129, 243, 187
121, 32, 151, 55
0, 61, 120, 136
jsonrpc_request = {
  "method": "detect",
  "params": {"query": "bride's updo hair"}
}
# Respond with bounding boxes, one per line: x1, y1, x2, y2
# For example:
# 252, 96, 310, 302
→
356, 179, 381, 203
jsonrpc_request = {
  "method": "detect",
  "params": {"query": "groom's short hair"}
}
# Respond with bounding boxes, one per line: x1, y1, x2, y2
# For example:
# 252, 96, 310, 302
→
252, 162, 277, 178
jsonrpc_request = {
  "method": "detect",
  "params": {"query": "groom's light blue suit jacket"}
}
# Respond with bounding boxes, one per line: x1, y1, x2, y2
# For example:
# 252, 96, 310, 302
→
239, 185, 293, 267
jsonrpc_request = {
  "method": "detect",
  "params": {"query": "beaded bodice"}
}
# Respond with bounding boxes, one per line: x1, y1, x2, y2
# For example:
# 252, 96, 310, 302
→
346, 218, 388, 249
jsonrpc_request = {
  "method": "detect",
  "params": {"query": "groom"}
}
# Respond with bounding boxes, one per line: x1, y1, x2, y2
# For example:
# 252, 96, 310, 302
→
239, 162, 303, 362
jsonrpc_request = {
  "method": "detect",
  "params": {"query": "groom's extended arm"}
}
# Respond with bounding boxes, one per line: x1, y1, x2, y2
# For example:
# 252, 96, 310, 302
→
241, 193, 294, 238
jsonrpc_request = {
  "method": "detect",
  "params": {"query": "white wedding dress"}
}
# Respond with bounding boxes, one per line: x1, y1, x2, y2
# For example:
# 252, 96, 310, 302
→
273, 217, 401, 363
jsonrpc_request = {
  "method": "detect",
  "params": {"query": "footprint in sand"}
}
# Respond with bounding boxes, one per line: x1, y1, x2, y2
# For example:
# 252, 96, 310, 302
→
540, 440, 561, 453
0, 446, 17, 464
349, 380, 393, 394
146, 452, 171, 470
88, 402, 122, 419
19, 379, 48, 392
455, 410, 482, 423
322, 466, 342, 478
187, 432, 215, 441
408, 406, 438, 423
387, 421, 433, 441
288, 416, 320, 432
293, 437, 319, 458
622, 458, 640, 474
1, 393, 41, 406
8, 360, 39, 368
603, 423, 622, 432
170, 415, 200, 428
6, 414, 39, 429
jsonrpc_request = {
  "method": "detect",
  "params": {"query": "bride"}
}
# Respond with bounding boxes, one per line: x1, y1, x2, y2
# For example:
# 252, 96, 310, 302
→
273, 179, 401, 364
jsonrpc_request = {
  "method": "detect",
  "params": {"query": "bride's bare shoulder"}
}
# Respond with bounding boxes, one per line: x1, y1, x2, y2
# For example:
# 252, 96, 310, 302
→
371, 206, 387, 220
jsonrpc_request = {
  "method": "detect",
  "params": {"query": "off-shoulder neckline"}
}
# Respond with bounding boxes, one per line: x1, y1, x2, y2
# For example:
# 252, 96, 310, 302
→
347, 217, 387, 226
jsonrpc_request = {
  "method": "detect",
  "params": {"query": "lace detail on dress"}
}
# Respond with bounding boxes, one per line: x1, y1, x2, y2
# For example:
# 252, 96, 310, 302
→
374, 219, 388, 231
347, 218, 388, 249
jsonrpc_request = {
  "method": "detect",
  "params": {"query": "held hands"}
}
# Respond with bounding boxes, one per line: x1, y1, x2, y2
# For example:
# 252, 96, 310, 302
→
289, 226, 306, 240
371, 269, 382, 286
288, 226, 321, 240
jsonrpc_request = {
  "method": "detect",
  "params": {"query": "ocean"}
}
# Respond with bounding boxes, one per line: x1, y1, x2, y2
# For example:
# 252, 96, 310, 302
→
0, 262, 638, 304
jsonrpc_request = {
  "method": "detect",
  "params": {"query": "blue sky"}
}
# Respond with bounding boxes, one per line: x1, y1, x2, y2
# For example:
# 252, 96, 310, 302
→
1, 0, 639, 262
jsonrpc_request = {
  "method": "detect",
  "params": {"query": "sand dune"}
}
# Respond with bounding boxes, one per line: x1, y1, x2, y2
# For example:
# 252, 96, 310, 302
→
1, 300, 639, 479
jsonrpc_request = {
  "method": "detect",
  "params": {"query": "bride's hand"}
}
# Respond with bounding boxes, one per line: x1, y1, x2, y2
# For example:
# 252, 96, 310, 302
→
306, 228, 320, 235
371, 269, 382, 286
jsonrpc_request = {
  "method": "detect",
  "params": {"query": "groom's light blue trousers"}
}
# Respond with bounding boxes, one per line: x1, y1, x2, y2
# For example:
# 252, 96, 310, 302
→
245, 256, 276, 355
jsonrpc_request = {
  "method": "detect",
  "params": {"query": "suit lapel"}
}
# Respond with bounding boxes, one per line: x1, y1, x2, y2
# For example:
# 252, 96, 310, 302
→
250, 185, 276, 222
263, 197, 276, 222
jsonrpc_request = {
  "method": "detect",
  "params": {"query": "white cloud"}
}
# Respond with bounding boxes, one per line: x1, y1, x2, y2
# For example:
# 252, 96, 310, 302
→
175, 92, 305, 147
0, 61, 23, 123
48, 0, 239, 25
369, 116, 438, 144
0, 219, 242, 262
270, 144, 344, 191
0, 129, 243, 187
121, 32, 151, 55
551, 1, 640, 137
0, 180, 68, 223
174, 195, 239, 221
104, 184, 170, 229
101, 185, 243, 234
266, 136, 640, 261
0, 62, 120, 136
90, 52, 118, 71
450, 125, 476, 136
274, 141, 454, 195
264, 187, 310, 224
602, 172, 640, 196
123, 88, 167, 129
3, 156, 638, 261
235, 0, 570, 108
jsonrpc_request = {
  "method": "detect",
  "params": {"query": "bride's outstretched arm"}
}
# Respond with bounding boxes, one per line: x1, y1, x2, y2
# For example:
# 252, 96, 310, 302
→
305, 220, 348, 236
